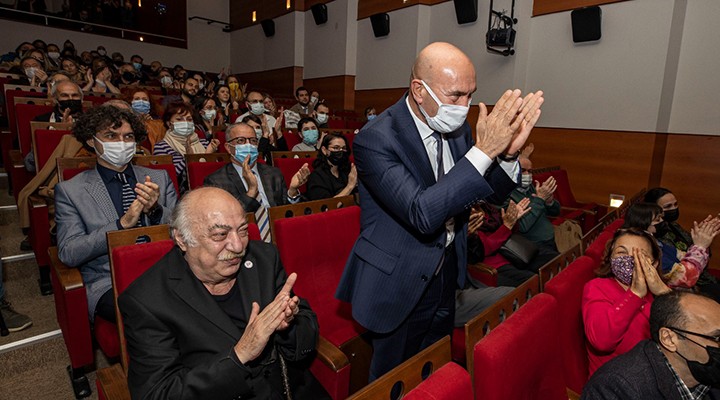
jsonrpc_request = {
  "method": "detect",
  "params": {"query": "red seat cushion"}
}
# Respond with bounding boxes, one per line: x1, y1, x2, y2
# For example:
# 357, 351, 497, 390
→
34, 129, 71, 170
273, 157, 315, 193
283, 130, 302, 150
404, 363, 473, 400
273, 206, 365, 347
94, 316, 120, 359
473, 293, 567, 400
16, 103, 53, 155
187, 161, 227, 190
144, 163, 180, 194
111, 239, 175, 294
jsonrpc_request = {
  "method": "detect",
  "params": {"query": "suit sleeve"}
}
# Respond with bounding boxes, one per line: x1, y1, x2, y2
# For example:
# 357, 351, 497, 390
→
513, 195, 548, 234
55, 182, 117, 267
147, 169, 177, 225
581, 372, 641, 400
120, 293, 255, 400
203, 168, 261, 212
354, 127, 513, 235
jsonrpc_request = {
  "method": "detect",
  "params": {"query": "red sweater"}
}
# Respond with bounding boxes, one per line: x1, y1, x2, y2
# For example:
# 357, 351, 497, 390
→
582, 277, 653, 377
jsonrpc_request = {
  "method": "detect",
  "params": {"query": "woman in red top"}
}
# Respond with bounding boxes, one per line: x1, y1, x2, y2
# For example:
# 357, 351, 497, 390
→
582, 228, 671, 377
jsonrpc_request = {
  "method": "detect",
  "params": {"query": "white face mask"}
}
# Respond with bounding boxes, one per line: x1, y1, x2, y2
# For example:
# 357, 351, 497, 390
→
310, 95, 318, 104
417, 80, 470, 133
48, 52, 60, 60
95, 137, 136, 168
202, 109, 216, 121
254, 128, 263, 139
521, 173, 533, 188
24, 67, 37, 78
160, 76, 172, 86
249, 103, 265, 116
316, 113, 328, 124
173, 121, 195, 136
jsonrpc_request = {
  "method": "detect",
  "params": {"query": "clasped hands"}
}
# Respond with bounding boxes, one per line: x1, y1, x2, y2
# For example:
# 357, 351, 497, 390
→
120, 175, 161, 229
474, 89, 545, 159
234, 272, 300, 364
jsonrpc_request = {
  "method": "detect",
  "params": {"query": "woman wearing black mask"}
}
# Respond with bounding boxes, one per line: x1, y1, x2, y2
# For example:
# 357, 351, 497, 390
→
306, 133, 357, 200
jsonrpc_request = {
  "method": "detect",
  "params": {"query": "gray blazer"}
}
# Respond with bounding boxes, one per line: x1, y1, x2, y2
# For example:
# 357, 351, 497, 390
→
55, 165, 177, 319
203, 162, 291, 212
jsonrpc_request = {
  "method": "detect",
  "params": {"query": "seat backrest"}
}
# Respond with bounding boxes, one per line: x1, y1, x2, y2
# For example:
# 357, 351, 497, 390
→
403, 362, 472, 400
273, 157, 315, 193
5, 90, 46, 137
187, 161, 227, 190
347, 336, 453, 400
33, 128, 72, 171
473, 293, 567, 400
549, 169, 579, 207
539, 243, 581, 291
543, 256, 598, 393
57, 157, 97, 182
271, 150, 316, 161
15, 102, 54, 154
186, 153, 231, 164
281, 130, 302, 151
269, 195, 356, 243
133, 155, 179, 194
273, 205, 362, 345
327, 117, 346, 129
464, 274, 539, 378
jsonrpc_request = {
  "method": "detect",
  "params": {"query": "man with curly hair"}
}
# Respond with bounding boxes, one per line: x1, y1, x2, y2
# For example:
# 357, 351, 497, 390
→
55, 106, 178, 322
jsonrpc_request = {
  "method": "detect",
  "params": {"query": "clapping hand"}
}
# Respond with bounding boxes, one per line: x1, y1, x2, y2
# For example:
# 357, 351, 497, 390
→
533, 176, 557, 203
502, 198, 531, 229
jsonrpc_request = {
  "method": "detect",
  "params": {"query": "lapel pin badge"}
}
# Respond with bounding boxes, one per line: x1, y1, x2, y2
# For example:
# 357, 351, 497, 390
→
244, 260, 253, 269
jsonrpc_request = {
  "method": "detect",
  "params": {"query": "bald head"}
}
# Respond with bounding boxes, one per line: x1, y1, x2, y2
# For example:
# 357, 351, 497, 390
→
412, 42, 475, 86
171, 187, 245, 247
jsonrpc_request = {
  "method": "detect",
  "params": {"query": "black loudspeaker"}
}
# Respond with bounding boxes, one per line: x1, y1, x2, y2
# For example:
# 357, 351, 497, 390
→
370, 13, 390, 37
261, 19, 275, 37
311, 3, 328, 25
571, 6, 602, 43
453, 0, 478, 24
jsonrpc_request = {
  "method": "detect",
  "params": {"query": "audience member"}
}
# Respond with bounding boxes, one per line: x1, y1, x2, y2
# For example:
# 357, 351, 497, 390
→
263, 93, 279, 118
204, 123, 308, 242
119, 187, 330, 399
127, 89, 165, 149
46, 43, 62, 70
241, 114, 288, 165
645, 187, 720, 301
60, 56, 85, 84
55, 106, 177, 322
83, 64, 121, 94
116, 63, 141, 86
162, 76, 198, 106
583, 228, 671, 376
34, 80, 83, 123
582, 291, 720, 399
215, 84, 240, 123
227, 75, 245, 103
503, 156, 560, 272
306, 133, 357, 200
192, 96, 221, 139
289, 86, 313, 115
29, 49, 55, 72
153, 102, 219, 191
314, 102, 330, 129
292, 117, 321, 151
19, 55, 48, 86
364, 106, 376, 122
234, 91, 278, 129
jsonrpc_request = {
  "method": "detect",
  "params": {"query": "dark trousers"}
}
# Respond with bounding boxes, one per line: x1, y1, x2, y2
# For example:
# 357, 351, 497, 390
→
368, 246, 458, 382
95, 288, 117, 323
526, 238, 559, 273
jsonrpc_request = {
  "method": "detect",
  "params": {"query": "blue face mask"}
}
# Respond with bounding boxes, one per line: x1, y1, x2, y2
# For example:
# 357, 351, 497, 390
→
302, 129, 319, 146
133, 62, 142, 71
131, 99, 151, 114
367, 114, 377, 121
234, 143, 258, 166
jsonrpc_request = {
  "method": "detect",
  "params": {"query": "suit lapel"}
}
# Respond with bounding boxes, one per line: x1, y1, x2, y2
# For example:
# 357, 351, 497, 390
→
226, 163, 248, 199
84, 169, 120, 221
257, 164, 280, 207
390, 96, 437, 188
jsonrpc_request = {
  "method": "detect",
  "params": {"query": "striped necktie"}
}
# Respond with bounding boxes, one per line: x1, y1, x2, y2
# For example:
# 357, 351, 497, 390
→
116, 173, 146, 242
252, 171, 272, 243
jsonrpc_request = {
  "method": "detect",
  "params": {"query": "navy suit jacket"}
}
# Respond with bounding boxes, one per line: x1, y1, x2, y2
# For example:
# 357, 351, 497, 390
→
335, 95, 517, 334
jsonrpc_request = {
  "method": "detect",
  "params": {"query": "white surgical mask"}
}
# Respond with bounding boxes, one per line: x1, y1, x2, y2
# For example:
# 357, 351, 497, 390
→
202, 109, 216, 121
160, 76, 172, 86
417, 80, 470, 134
254, 128, 263, 139
310, 95, 318, 104
173, 121, 195, 136
521, 173, 533, 188
24, 67, 37, 78
249, 103, 265, 116
95, 137, 136, 168
48, 52, 60, 60
316, 113, 328, 124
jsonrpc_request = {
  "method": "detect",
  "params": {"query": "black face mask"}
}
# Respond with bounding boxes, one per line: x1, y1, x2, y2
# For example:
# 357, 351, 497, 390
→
122, 71, 137, 82
664, 208, 680, 223
113, 60, 124, 67
56, 99, 82, 116
654, 221, 670, 238
327, 150, 349, 166
678, 342, 720, 388
182, 89, 196, 99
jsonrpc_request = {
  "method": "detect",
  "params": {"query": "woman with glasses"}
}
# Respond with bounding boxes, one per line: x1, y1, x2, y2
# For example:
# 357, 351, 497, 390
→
306, 133, 357, 200
192, 96, 222, 140
583, 228, 671, 377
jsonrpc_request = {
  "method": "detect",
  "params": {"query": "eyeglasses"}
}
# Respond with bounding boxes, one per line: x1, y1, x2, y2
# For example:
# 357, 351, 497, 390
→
227, 137, 259, 146
328, 146, 347, 152
667, 327, 720, 344
95, 132, 136, 143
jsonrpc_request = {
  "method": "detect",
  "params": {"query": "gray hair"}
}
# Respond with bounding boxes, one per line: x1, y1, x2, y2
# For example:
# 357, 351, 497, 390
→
224, 122, 252, 142
51, 80, 83, 100
170, 195, 198, 247
101, 99, 132, 110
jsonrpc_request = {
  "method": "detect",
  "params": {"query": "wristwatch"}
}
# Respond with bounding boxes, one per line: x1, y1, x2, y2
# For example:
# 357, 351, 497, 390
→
498, 151, 520, 162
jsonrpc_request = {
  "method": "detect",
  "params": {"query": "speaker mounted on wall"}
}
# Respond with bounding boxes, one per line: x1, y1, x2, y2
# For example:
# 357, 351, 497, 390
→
261, 19, 275, 38
311, 3, 328, 25
453, 0, 478, 24
571, 6, 602, 43
370, 13, 390, 38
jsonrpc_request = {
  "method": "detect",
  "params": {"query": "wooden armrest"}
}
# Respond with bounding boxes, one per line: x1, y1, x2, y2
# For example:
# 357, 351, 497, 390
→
29, 194, 48, 208
96, 364, 130, 400
9, 149, 24, 168
49, 247, 84, 291
468, 262, 497, 276
567, 387, 580, 400
561, 206, 597, 215
315, 335, 350, 371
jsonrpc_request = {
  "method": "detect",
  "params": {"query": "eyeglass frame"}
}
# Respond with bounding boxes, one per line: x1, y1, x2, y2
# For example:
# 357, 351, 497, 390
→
227, 136, 259, 146
667, 326, 720, 344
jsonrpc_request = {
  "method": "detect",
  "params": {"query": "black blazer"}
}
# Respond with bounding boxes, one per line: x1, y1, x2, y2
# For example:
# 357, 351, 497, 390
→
118, 243, 326, 400
203, 162, 290, 212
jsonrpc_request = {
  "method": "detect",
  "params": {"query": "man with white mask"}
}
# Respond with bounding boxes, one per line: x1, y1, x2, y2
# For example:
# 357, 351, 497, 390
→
234, 91, 281, 135
336, 42, 545, 381
55, 106, 177, 323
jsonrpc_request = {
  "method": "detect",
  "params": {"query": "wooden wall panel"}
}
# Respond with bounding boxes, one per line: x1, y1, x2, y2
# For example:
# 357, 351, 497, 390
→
235, 67, 304, 100
354, 88, 407, 115
532, 0, 630, 17
303, 75, 356, 111
661, 134, 720, 268
230, 0, 337, 30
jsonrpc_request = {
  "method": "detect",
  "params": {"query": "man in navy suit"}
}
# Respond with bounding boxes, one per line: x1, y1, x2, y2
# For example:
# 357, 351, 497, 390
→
336, 42, 545, 380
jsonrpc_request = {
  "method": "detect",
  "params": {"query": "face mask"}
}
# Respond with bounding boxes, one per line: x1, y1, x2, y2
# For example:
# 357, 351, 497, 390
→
654, 221, 670, 238
122, 71, 137, 82
133, 62, 142, 71
198, 82, 205, 90
182, 89, 196, 99
160, 76, 172, 86
664, 208, 680, 223
48, 51, 60, 60
24, 67, 37, 78
57, 99, 83, 115
113, 60, 124, 67
417, 80, 470, 133
610, 255, 635, 286
234, 143, 258, 166
367, 114, 376, 121
229, 82, 239, 91
302, 129, 319, 146
316, 113, 328, 124
131, 99, 151, 114
202, 109, 216, 121
172, 121, 195, 136
254, 128, 263, 140
328, 150, 349, 166
521, 173, 533, 188
249, 103, 265, 116
218, 79, 225, 85
97, 49, 106, 56
310, 95, 318, 104
676, 337, 720, 388
95, 137, 136, 168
